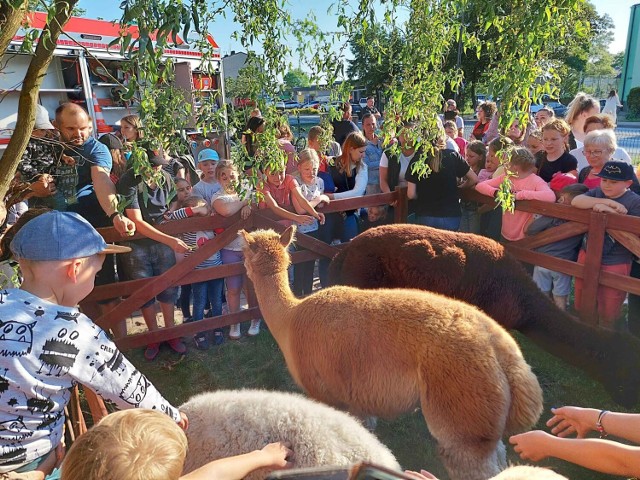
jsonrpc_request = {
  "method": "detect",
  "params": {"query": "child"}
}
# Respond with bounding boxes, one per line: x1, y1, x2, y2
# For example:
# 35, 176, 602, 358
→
60, 409, 293, 480
525, 129, 544, 156
525, 183, 588, 310
211, 161, 254, 340
510, 406, 640, 477
572, 160, 640, 326
444, 120, 468, 158
477, 137, 514, 240
291, 149, 330, 297
192, 148, 221, 204
476, 147, 556, 241
459, 141, 487, 234
170, 178, 193, 212
2, 211, 187, 478
166, 196, 223, 350
537, 119, 578, 183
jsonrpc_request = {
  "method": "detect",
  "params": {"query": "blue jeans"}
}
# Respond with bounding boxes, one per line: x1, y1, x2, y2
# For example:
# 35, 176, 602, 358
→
415, 215, 461, 231
342, 213, 359, 242
191, 278, 224, 322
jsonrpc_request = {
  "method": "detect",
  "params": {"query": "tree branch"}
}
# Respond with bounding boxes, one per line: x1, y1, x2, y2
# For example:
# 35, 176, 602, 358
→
0, 0, 28, 56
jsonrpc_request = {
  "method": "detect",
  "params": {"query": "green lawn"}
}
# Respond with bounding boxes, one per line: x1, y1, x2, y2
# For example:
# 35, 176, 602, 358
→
125, 325, 632, 480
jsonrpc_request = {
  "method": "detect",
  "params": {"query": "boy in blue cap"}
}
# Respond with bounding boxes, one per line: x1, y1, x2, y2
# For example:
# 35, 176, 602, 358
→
572, 160, 640, 326
1, 211, 187, 478
193, 148, 221, 204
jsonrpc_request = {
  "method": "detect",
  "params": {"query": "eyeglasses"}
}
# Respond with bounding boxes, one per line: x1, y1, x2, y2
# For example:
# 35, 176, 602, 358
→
583, 149, 605, 157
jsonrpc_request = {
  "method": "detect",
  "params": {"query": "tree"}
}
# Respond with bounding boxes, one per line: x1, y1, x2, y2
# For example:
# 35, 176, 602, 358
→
612, 51, 625, 71
283, 68, 310, 90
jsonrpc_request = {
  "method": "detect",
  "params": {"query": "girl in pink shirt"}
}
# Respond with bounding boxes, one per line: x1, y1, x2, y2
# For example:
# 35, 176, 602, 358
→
476, 147, 556, 241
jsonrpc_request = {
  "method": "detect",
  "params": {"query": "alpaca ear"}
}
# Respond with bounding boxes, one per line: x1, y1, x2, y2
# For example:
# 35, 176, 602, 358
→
239, 229, 254, 247
280, 226, 296, 247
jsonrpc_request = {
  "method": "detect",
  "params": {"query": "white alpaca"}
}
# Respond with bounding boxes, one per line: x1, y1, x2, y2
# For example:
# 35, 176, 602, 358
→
180, 390, 400, 480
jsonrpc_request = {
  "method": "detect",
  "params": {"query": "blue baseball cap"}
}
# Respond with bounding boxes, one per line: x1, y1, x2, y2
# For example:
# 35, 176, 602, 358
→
10, 211, 131, 261
197, 148, 220, 165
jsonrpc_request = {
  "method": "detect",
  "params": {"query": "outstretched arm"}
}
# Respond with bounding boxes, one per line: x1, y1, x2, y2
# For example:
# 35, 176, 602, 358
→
181, 442, 293, 480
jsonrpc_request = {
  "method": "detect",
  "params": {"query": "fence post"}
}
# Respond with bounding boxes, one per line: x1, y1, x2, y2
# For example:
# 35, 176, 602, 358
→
579, 211, 607, 324
394, 186, 409, 223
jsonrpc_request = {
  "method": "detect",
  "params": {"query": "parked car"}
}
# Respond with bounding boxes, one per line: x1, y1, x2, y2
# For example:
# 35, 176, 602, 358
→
546, 101, 567, 117
284, 100, 302, 109
302, 101, 320, 109
275, 100, 286, 110
350, 103, 363, 119
320, 101, 343, 112
359, 97, 368, 108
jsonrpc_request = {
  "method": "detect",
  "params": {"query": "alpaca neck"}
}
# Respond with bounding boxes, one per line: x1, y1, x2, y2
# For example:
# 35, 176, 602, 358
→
252, 268, 300, 339
518, 298, 612, 377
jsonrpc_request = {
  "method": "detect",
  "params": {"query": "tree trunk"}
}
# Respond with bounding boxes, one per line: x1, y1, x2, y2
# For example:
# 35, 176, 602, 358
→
0, 0, 78, 209
0, 1, 28, 57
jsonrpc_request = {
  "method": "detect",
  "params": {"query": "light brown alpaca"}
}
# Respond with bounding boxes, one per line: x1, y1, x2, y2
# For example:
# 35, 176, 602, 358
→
240, 227, 544, 480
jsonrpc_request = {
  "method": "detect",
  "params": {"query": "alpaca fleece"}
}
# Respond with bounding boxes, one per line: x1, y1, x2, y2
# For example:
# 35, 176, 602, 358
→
240, 227, 543, 480
328, 223, 640, 408
179, 389, 400, 480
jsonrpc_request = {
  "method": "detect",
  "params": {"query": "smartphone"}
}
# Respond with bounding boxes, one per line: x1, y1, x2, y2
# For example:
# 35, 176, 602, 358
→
266, 466, 350, 480
350, 462, 415, 480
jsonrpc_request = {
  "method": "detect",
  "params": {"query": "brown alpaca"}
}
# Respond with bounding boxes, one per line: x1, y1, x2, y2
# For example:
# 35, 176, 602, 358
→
240, 227, 543, 480
327, 224, 640, 408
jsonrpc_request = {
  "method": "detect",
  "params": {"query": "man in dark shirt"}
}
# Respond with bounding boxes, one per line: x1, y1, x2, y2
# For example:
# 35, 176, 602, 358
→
360, 96, 381, 122
331, 102, 360, 147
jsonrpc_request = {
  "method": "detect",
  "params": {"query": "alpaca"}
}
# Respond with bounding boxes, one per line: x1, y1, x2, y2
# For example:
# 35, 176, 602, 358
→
326, 224, 640, 408
490, 466, 567, 480
179, 389, 400, 480
240, 227, 543, 480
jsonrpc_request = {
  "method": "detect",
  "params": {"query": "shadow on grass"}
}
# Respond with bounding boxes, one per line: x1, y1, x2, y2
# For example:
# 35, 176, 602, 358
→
123, 326, 633, 480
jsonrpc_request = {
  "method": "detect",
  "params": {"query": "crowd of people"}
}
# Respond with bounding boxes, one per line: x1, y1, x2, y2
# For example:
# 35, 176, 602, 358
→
0, 90, 639, 479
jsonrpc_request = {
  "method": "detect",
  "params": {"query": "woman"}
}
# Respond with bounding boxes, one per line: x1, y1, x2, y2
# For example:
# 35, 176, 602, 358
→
564, 92, 600, 150
602, 89, 622, 124
470, 101, 497, 143
325, 132, 368, 241
362, 113, 384, 194
577, 130, 640, 192
406, 128, 478, 231
118, 114, 143, 144
276, 121, 297, 174
570, 114, 632, 170
241, 115, 266, 164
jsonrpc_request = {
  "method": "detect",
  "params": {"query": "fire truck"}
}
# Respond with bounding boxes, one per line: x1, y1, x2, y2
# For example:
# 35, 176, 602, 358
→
0, 12, 226, 157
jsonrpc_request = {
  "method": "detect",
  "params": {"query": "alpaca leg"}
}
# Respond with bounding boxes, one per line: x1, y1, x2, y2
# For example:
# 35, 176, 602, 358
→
437, 439, 503, 480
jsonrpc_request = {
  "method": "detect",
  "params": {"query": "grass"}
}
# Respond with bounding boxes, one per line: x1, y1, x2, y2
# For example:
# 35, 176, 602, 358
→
125, 323, 631, 480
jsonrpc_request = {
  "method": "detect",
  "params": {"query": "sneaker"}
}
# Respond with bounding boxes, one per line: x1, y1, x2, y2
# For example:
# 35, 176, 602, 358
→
194, 332, 210, 350
229, 323, 242, 340
144, 343, 160, 361
247, 319, 261, 337
167, 338, 187, 354
213, 329, 225, 345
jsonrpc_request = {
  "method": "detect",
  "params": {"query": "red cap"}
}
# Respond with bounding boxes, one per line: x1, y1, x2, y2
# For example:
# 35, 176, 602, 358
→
549, 173, 577, 192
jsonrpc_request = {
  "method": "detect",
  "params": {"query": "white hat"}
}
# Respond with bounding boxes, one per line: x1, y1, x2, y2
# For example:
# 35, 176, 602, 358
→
34, 104, 55, 130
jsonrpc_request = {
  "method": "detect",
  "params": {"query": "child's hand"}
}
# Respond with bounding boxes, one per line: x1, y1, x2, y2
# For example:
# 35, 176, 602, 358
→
319, 194, 331, 204
509, 430, 553, 461
193, 205, 209, 216
169, 237, 190, 253
260, 441, 294, 469
316, 212, 325, 225
178, 411, 189, 431
240, 204, 252, 220
404, 470, 438, 480
593, 203, 617, 214
605, 200, 627, 214
296, 214, 315, 225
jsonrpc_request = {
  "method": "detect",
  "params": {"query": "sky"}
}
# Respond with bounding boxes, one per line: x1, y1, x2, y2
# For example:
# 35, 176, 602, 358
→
79, 0, 634, 54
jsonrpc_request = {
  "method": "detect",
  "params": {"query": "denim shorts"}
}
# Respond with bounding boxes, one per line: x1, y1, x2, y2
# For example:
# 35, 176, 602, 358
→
118, 241, 178, 307
533, 266, 572, 296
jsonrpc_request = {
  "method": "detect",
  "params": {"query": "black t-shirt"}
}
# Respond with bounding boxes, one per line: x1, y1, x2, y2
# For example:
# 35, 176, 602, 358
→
361, 105, 379, 117
331, 120, 360, 147
404, 149, 470, 217
117, 168, 173, 227
537, 151, 578, 183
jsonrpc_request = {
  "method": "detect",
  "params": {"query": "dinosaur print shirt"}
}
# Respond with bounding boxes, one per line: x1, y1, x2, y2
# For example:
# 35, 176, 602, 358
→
0, 289, 180, 472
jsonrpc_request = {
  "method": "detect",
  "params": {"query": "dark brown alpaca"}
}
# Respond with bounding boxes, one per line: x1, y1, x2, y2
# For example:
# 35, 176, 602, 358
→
328, 224, 640, 408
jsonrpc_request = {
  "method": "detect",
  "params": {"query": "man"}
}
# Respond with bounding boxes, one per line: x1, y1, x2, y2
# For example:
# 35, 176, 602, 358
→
331, 102, 360, 147
361, 96, 382, 122
54, 103, 134, 235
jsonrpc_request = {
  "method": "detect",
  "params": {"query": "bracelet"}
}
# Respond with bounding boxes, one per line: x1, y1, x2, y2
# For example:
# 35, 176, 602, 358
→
596, 409, 609, 438
109, 211, 121, 221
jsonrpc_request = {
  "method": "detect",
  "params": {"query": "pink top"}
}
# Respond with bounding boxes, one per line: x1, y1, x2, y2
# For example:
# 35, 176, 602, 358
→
258, 174, 299, 226
582, 174, 601, 190
454, 137, 468, 158
477, 169, 493, 182
476, 173, 555, 241
279, 139, 297, 174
